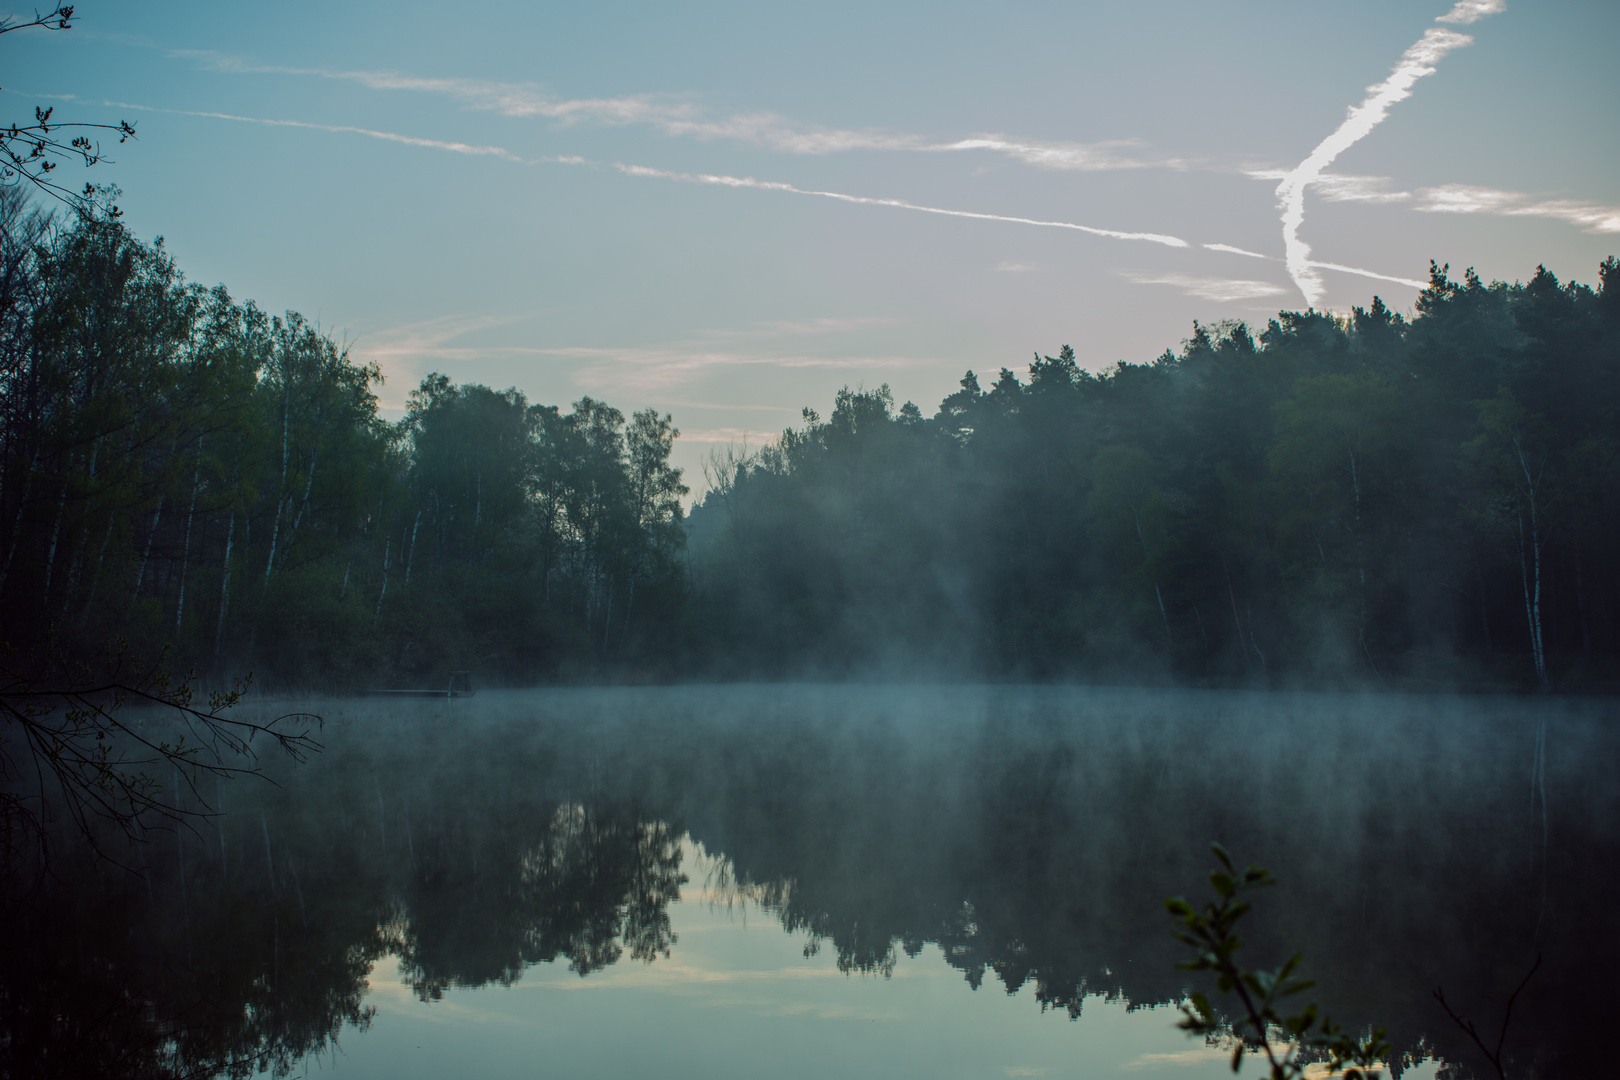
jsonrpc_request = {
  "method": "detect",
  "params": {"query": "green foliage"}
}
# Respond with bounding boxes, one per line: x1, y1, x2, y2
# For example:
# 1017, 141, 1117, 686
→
1165, 844, 1390, 1080
1, 190, 1615, 687
689, 260, 1620, 684
0, 208, 689, 685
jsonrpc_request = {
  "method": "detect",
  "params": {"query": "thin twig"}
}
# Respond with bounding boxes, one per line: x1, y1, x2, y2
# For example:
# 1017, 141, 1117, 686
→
1432, 953, 1541, 1080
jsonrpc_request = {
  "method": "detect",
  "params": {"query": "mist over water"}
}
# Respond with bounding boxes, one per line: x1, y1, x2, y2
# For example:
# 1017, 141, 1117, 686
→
5, 6, 1620, 1079
4, 686, 1614, 1078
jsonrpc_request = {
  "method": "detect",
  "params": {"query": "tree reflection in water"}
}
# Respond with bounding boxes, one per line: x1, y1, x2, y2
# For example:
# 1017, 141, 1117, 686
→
0, 726, 688, 1078
1, 687, 1615, 1079
397, 804, 685, 998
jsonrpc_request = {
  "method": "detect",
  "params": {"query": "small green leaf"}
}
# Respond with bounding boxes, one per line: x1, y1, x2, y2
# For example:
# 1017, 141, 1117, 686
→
1278, 977, 1315, 998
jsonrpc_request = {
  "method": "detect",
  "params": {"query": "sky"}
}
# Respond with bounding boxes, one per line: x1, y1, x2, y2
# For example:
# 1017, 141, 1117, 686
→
4, 0, 1618, 490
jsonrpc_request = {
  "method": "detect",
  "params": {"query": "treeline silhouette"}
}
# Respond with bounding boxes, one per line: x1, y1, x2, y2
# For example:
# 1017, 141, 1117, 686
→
0, 192, 688, 685
687, 260, 1620, 686
2, 190, 1616, 687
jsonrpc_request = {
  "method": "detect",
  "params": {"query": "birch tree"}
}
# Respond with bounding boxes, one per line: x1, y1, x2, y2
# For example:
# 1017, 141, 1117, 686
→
1466, 391, 1557, 687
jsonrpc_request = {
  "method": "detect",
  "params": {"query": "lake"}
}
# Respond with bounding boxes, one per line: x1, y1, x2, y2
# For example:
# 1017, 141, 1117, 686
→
3, 686, 1613, 1078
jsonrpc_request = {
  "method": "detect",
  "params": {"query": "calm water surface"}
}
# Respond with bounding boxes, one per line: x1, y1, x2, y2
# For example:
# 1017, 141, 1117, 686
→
4, 686, 1613, 1078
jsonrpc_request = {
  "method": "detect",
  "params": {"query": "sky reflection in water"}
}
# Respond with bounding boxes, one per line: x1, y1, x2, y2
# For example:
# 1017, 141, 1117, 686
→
338, 839, 1274, 1080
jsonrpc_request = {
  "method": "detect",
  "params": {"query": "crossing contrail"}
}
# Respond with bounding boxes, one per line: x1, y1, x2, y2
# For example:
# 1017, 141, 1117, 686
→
1274, 0, 1504, 305
71, 93, 1430, 295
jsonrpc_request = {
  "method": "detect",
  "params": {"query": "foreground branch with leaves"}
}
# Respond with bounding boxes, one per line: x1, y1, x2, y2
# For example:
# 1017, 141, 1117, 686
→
1, 4, 137, 215
0, 631, 321, 866
1166, 844, 1390, 1079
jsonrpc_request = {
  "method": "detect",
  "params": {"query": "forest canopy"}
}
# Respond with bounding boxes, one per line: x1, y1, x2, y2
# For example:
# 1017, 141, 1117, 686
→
683, 258, 1619, 687
1, 191, 1615, 689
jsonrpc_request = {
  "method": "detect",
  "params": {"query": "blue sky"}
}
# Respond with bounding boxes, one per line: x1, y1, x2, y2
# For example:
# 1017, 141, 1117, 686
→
5, 0, 1617, 486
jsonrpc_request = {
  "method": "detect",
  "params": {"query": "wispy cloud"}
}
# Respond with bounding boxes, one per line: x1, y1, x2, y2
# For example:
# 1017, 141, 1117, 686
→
557, 343, 938, 392
994, 261, 1038, 272
1257, 169, 1620, 236
1273, 0, 1503, 304
615, 163, 1190, 247
172, 49, 1182, 172
1413, 184, 1620, 232
1305, 172, 1414, 205
1117, 271, 1288, 302
348, 313, 932, 399
348, 314, 537, 407
926, 136, 1181, 172
710, 316, 906, 338
1253, 168, 1620, 235
1122, 1048, 1230, 1070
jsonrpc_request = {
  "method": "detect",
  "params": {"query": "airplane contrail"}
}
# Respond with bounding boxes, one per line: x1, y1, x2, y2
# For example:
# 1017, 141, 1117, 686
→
618, 163, 1434, 289
102, 99, 531, 161
1308, 261, 1427, 290
69, 97, 1193, 251
1275, 0, 1504, 305
614, 164, 1190, 248
67, 94, 1430, 296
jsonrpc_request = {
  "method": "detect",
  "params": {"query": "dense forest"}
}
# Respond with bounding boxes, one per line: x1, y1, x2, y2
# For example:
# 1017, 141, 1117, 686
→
686, 259, 1620, 687
2, 190, 1616, 689
0, 190, 689, 685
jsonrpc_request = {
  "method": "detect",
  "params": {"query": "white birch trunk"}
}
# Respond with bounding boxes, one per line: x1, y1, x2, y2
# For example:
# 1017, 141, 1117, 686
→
263, 390, 291, 588
1513, 438, 1549, 686
1222, 552, 1251, 673
41, 473, 66, 598
278, 448, 317, 573
133, 495, 166, 603
215, 510, 235, 658
374, 535, 391, 618
263, 494, 284, 589
404, 510, 422, 585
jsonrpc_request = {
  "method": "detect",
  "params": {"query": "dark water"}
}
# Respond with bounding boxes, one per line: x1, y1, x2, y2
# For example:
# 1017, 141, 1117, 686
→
3, 686, 1614, 1079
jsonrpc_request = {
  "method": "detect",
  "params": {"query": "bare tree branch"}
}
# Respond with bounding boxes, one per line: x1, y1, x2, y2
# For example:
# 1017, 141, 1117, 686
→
1, 628, 322, 870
